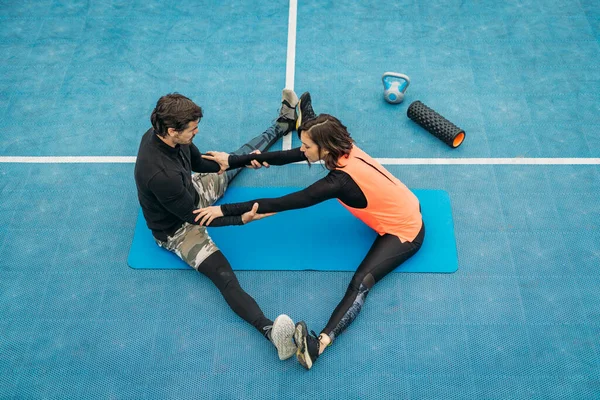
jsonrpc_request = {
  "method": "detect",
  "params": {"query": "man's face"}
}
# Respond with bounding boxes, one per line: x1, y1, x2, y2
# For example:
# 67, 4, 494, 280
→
172, 120, 199, 145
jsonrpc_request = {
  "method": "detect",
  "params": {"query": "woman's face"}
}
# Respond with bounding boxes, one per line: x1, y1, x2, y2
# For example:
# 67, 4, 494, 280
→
299, 130, 324, 163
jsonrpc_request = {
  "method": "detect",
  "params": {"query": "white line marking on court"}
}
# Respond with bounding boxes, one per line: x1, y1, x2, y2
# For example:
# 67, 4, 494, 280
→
282, 0, 297, 151
0, 157, 136, 163
1, 157, 599, 165
374, 158, 600, 165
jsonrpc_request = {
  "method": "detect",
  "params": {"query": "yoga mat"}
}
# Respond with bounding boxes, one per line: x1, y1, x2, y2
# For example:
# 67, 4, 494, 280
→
128, 188, 458, 273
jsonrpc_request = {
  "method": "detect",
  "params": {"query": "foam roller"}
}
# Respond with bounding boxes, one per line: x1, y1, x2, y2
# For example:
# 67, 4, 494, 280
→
407, 100, 465, 148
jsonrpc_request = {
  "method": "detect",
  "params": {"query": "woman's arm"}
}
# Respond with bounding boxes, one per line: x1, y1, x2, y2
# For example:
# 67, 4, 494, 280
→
193, 173, 344, 226
227, 147, 306, 169
224, 174, 341, 215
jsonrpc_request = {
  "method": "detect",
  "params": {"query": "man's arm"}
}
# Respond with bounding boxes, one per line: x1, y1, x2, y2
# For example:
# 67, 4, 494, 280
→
149, 171, 243, 226
189, 143, 221, 173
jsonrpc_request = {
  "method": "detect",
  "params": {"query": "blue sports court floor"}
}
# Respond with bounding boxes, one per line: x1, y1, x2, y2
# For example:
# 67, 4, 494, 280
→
1, 0, 599, 398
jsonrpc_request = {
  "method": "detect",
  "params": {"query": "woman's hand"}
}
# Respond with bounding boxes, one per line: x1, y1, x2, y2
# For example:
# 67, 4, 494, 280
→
241, 203, 276, 224
201, 151, 230, 174
193, 206, 224, 226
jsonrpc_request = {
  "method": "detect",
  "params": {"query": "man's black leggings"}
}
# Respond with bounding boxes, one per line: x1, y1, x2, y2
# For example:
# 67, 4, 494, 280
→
199, 251, 273, 335
323, 221, 425, 342
194, 123, 286, 337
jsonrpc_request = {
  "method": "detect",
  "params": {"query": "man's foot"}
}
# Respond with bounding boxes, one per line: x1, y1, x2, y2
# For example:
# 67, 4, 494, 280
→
296, 92, 317, 132
276, 89, 299, 134
270, 314, 297, 360
293, 321, 320, 370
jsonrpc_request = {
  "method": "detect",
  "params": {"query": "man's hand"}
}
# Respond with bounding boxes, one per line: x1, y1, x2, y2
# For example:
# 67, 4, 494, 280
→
241, 203, 276, 224
246, 149, 270, 170
202, 151, 230, 175
193, 205, 224, 226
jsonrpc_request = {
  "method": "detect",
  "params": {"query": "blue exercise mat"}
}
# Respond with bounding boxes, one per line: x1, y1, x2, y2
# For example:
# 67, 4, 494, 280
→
128, 188, 458, 273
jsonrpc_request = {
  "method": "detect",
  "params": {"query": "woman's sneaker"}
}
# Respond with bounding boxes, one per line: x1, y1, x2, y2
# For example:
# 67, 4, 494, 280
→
270, 314, 297, 360
293, 321, 320, 369
295, 92, 317, 132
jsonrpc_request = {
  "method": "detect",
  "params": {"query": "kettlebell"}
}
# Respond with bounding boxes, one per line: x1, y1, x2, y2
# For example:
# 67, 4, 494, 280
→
382, 72, 410, 104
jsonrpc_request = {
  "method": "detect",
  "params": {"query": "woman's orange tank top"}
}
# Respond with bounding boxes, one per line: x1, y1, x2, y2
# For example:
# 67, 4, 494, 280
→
335, 145, 422, 242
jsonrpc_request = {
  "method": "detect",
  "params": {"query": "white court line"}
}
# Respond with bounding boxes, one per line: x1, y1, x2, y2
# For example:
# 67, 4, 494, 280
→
375, 158, 600, 165
0, 157, 137, 163
1, 156, 599, 165
282, 0, 297, 151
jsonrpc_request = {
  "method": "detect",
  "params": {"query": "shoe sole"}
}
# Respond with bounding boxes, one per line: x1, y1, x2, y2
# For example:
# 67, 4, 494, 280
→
294, 322, 313, 370
295, 97, 303, 131
280, 89, 298, 124
272, 315, 296, 360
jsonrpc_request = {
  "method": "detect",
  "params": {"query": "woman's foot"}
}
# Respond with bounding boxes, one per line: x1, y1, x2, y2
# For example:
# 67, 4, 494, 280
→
318, 333, 331, 354
293, 321, 320, 370
295, 92, 317, 132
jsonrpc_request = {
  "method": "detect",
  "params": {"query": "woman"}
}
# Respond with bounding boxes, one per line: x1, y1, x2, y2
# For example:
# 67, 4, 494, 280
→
194, 95, 425, 370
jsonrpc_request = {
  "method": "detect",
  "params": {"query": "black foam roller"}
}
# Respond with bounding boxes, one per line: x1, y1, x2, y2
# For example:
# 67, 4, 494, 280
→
407, 100, 465, 148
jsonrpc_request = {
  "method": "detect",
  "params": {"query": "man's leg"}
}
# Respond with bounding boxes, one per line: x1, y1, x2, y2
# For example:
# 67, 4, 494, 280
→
225, 89, 298, 184
192, 171, 229, 207
191, 90, 298, 201
156, 225, 297, 359
172, 170, 298, 359
156, 223, 272, 335
166, 173, 265, 329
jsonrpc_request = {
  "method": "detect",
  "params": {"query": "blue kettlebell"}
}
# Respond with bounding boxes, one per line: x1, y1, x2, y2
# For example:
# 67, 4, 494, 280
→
382, 72, 410, 104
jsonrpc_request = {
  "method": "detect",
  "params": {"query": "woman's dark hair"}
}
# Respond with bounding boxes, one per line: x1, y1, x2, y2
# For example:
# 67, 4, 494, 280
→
150, 93, 203, 137
298, 114, 354, 170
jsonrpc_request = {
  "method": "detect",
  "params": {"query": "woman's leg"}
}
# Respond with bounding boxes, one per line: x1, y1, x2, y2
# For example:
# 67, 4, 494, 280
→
323, 223, 425, 343
294, 223, 425, 369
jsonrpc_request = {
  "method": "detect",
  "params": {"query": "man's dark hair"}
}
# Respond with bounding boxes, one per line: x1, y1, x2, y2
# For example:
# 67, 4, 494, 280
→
150, 93, 203, 137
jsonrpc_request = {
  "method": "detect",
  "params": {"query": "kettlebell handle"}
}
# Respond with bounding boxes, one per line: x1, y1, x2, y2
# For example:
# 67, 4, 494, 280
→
382, 72, 410, 86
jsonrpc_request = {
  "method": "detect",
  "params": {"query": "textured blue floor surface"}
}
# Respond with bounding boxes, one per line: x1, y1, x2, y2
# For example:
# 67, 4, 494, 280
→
1, 0, 600, 399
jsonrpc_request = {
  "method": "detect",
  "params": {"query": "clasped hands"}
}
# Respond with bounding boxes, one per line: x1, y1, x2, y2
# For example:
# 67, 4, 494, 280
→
201, 149, 271, 175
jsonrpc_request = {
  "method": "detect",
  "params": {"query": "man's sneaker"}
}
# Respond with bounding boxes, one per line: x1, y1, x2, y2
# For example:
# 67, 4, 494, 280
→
293, 321, 320, 370
295, 92, 317, 132
276, 89, 299, 134
270, 314, 297, 360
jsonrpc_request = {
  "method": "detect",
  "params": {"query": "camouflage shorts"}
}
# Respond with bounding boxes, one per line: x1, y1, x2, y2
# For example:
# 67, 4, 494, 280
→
155, 172, 228, 270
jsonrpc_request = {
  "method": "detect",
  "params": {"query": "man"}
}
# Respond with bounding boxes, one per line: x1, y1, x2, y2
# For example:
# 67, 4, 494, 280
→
134, 90, 299, 360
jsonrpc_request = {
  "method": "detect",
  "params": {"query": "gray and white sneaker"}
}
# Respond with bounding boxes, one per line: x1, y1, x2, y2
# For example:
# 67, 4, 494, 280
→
270, 314, 297, 360
276, 89, 299, 134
